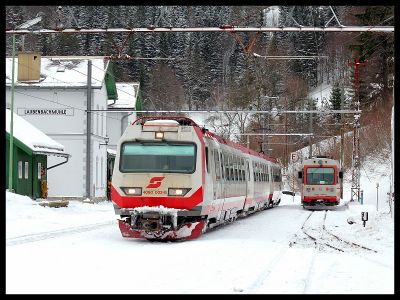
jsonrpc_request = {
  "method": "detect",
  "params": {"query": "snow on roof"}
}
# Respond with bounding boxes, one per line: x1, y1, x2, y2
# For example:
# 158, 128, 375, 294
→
108, 82, 139, 108
107, 148, 116, 156
6, 109, 68, 156
144, 119, 179, 125
5, 57, 108, 88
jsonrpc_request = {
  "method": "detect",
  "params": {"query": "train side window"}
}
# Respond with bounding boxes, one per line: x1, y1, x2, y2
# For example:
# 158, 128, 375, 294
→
220, 153, 224, 179
239, 157, 242, 180
247, 161, 250, 181
205, 147, 209, 173
214, 150, 220, 180
234, 156, 238, 181
225, 155, 230, 180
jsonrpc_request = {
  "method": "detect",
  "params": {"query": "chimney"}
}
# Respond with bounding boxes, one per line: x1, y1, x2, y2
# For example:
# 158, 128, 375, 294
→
17, 52, 41, 82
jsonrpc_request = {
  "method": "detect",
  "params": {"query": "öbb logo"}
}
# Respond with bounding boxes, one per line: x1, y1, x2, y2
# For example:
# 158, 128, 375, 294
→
146, 177, 165, 188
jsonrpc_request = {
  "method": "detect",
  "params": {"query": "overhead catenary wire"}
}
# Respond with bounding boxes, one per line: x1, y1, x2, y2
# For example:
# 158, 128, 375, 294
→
92, 109, 361, 114
6, 26, 394, 35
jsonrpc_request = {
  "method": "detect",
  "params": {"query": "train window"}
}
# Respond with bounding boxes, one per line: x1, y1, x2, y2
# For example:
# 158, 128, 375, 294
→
273, 168, 281, 182
306, 167, 334, 185
205, 147, 210, 173
220, 153, 224, 179
120, 142, 196, 173
214, 150, 221, 180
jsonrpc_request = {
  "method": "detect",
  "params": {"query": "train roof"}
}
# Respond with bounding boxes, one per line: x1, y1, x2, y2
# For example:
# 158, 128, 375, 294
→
131, 116, 280, 165
303, 157, 340, 165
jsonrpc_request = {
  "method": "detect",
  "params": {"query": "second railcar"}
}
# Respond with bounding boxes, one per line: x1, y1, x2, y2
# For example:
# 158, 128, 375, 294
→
298, 156, 343, 208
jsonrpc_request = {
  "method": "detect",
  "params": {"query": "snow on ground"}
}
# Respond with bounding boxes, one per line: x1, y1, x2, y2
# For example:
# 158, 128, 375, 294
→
5, 142, 394, 294
6, 194, 115, 239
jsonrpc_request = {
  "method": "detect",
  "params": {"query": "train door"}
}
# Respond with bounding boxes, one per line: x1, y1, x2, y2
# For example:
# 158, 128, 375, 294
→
245, 159, 251, 199
244, 158, 253, 211
215, 150, 226, 222
213, 149, 223, 202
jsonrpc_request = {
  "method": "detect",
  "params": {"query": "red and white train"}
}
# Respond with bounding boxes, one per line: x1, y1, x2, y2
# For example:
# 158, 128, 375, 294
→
298, 156, 343, 209
111, 116, 282, 240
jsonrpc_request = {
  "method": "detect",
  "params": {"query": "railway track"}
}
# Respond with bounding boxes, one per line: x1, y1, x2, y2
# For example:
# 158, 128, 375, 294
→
300, 210, 378, 253
6, 220, 115, 246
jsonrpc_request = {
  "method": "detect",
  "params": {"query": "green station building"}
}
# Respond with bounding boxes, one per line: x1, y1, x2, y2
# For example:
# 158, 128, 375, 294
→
6, 109, 70, 199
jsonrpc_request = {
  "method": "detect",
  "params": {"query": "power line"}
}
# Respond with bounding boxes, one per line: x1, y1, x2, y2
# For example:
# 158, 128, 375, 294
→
6, 26, 394, 35
92, 109, 361, 114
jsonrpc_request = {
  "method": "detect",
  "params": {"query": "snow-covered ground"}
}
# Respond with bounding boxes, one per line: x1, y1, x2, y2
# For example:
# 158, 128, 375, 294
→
6, 157, 394, 294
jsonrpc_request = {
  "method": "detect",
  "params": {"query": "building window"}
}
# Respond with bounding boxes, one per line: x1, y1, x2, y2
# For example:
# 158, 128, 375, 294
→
18, 161, 23, 179
101, 157, 104, 188
38, 162, 42, 179
96, 104, 99, 135
24, 162, 29, 179
101, 107, 104, 136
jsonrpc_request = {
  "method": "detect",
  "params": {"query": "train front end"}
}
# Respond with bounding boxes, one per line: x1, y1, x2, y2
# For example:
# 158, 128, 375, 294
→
111, 117, 206, 240
299, 157, 342, 208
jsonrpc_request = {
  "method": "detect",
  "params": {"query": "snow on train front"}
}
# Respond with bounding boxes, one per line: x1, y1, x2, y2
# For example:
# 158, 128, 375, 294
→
110, 116, 207, 240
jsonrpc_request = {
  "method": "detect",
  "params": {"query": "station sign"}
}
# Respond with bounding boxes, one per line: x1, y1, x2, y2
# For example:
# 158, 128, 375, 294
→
18, 108, 74, 116
290, 152, 299, 162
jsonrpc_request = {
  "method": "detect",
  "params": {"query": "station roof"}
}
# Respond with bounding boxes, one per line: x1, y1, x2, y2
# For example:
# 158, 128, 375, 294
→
108, 82, 140, 109
5, 56, 109, 88
6, 108, 69, 157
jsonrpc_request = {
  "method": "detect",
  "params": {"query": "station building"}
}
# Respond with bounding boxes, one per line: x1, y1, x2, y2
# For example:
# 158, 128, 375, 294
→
5, 53, 136, 201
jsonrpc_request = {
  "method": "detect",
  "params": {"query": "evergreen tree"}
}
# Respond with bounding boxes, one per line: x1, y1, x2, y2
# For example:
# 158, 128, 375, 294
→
353, 6, 394, 106
330, 82, 343, 122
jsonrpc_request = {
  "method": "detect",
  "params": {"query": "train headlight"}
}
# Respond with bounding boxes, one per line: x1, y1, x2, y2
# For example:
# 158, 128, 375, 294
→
155, 132, 164, 139
122, 187, 142, 196
168, 188, 191, 196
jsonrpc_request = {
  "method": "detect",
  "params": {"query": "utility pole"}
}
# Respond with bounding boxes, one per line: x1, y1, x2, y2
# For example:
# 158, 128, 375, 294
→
8, 16, 42, 193
8, 33, 16, 192
349, 58, 367, 202
86, 60, 92, 199
308, 98, 313, 158
284, 97, 288, 168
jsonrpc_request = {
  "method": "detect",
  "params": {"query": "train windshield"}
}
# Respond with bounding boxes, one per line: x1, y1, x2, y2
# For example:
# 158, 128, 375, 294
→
306, 167, 335, 185
120, 142, 196, 173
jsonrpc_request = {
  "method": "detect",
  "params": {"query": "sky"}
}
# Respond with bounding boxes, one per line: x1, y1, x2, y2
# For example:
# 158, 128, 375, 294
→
5, 149, 394, 294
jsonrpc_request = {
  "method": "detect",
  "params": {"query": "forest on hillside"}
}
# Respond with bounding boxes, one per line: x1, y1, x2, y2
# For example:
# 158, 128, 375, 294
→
5, 6, 394, 166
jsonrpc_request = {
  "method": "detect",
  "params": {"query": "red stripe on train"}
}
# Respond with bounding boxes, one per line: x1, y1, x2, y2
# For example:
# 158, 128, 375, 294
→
303, 196, 338, 202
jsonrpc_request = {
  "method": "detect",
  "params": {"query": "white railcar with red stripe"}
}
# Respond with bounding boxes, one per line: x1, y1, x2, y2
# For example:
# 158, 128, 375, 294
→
111, 116, 282, 240
298, 156, 343, 209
